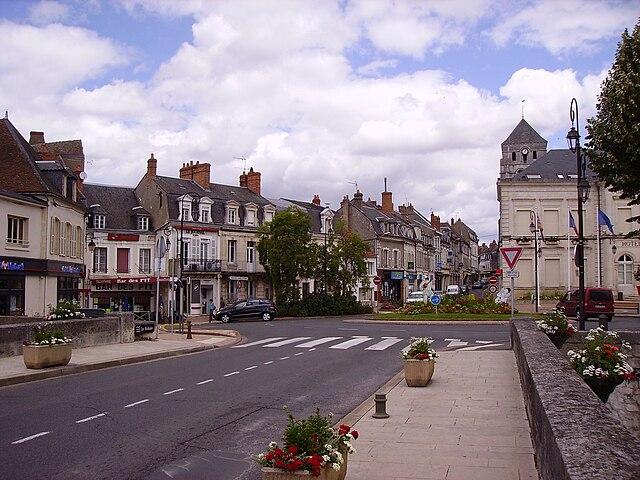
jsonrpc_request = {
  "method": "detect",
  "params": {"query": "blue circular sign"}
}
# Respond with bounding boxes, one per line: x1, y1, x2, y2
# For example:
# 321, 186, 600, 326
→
430, 294, 442, 306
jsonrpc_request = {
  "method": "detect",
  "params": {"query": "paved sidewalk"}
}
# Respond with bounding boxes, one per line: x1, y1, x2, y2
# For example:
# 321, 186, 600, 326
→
346, 350, 538, 480
0, 330, 240, 388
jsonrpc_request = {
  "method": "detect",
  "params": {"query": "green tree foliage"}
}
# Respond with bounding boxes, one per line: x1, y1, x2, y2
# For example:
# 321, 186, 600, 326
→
257, 208, 316, 303
586, 22, 640, 234
324, 221, 369, 296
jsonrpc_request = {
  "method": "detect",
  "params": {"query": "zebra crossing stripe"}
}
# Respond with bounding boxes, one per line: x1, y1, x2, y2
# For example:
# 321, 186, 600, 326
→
233, 337, 284, 348
446, 340, 468, 348
329, 336, 373, 349
365, 337, 403, 351
295, 337, 343, 348
457, 343, 503, 351
263, 337, 312, 347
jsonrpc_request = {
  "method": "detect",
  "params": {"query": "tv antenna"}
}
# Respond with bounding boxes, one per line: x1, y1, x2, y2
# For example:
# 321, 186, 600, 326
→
233, 156, 247, 172
347, 180, 358, 191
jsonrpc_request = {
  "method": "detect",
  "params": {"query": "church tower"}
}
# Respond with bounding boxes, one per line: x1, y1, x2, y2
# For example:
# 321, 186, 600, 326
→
500, 119, 548, 179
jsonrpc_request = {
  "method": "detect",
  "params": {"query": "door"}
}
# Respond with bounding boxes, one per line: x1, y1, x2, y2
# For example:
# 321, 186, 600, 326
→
232, 301, 248, 319
245, 299, 260, 318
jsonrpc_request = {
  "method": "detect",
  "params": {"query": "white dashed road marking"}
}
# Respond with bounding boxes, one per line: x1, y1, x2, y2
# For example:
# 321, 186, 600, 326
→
263, 337, 312, 347
458, 343, 504, 351
365, 337, 403, 351
196, 379, 214, 385
475, 340, 492, 344
233, 337, 284, 348
295, 337, 342, 348
76, 413, 107, 423
124, 399, 149, 408
12, 431, 50, 444
280, 356, 290, 360
163, 388, 184, 395
294, 352, 304, 356
330, 336, 373, 349
245, 366, 258, 370
263, 361, 274, 365
224, 371, 240, 377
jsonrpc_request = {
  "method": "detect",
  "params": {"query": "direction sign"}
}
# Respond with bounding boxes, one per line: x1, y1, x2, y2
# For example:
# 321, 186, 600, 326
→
506, 269, 519, 278
488, 285, 498, 294
430, 294, 442, 306
373, 276, 381, 286
500, 247, 523, 270
488, 276, 498, 285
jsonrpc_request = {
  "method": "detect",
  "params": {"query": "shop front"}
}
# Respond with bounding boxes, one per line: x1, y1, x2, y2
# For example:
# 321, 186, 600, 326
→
91, 277, 167, 315
0, 260, 25, 315
380, 270, 404, 303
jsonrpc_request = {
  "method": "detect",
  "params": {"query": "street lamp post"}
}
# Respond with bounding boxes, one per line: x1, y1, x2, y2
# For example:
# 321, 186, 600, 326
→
567, 98, 591, 330
154, 226, 172, 338
529, 214, 541, 313
178, 194, 200, 328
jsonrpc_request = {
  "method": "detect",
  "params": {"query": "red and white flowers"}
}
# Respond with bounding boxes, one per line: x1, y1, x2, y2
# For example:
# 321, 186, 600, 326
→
536, 310, 577, 337
402, 337, 438, 361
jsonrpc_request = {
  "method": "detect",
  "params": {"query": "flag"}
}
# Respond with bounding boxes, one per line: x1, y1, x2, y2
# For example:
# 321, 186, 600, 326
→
598, 209, 614, 234
568, 211, 578, 236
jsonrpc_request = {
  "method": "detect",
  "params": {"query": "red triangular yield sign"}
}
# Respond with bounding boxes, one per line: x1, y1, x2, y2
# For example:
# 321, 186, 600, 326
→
500, 247, 523, 270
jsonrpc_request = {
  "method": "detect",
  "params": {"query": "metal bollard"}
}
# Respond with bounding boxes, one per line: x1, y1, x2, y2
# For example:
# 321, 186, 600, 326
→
186, 321, 192, 339
372, 393, 389, 419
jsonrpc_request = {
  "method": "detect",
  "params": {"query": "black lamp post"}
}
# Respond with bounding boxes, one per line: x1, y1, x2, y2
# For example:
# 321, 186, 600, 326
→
528, 218, 540, 313
567, 98, 590, 330
178, 194, 200, 322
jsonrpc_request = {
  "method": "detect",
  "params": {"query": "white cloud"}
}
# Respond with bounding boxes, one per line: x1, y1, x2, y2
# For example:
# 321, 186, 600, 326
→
28, 0, 70, 25
356, 59, 398, 76
489, 0, 638, 55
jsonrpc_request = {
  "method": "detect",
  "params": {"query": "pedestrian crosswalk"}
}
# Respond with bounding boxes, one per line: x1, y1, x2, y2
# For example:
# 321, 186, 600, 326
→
232, 336, 506, 352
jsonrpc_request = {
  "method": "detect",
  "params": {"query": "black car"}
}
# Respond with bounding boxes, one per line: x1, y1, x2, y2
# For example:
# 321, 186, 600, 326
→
216, 299, 277, 323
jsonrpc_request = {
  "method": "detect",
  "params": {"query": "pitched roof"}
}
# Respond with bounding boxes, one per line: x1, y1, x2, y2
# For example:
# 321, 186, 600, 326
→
502, 119, 547, 146
515, 149, 597, 180
281, 198, 327, 233
0, 118, 50, 193
0, 188, 47, 206
32, 139, 84, 172
84, 183, 150, 231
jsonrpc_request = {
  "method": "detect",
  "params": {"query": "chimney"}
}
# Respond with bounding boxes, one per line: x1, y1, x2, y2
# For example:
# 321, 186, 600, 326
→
430, 213, 441, 230
312, 194, 321, 205
353, 190, 363, 208
340, 195, 350, 227
179, 160, 211, 189
245, 167, 261, 195
147, 153, 157, 177
381, 178, 393, 214
29, 131, 45, 144
239, 171, 248, 188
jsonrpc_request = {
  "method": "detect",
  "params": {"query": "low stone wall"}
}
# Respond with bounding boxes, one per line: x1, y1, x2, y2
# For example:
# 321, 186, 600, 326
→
0, 313, 134, 358
563, 330, 640, 438
511, 319, 640, 480
0, 316, 43, 326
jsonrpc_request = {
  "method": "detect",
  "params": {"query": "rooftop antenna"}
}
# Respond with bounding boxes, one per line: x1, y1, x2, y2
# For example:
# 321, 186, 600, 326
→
347, 180, 358, 191
521, 99, 525, 120
233, 156, 247, 172
4, 110, 7, 119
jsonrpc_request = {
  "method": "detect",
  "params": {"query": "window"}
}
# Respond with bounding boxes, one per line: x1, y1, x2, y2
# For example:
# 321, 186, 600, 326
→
138, 216, 149, 231
93, 214, 105, 229
75, 226, 82, 258
7, 216, 28, 246
246, 241, 255, 264
366, 261, 375, 276
246, 209, 256, 226
93, 247, 107, 273
228, 207, 238, 224
264, 210, 274, 223
139, 248, 151, 273
511, 152, 516, 162
66, 176, 75, 201
65, 223, 72, 256
70, 224, 77, 257
618, 254, 634, 285
200, 208, 210, 223
228, 240, 237, 263
181, 240, 189, 266
200, 241, 210, 261
116, 248, 130, 273
60, 222, 67, 256
382, 249, 389, 268
533, 151, 537, 160
50, 217, 61, 254
393, 249, 399, 268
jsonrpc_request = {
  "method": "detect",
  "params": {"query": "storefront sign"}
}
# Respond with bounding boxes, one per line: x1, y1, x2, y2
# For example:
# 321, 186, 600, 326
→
390, 271, 403, 280
406, 273, 417, 281
0, 260, 25, 271
60, 264, 83, 274
108, 233, 140, 241
94, 283, 156, 291
229, 276, 249, 281
620, 241, 640, 247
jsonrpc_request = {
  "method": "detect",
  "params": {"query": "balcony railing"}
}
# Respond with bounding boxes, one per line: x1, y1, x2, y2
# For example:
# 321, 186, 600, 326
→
222, 260, 261, 273
181, 259, 222, 273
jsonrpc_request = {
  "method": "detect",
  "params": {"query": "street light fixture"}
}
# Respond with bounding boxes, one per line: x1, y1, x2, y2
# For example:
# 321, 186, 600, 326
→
154, 226, 173, 338
567, 97, 588, 330
529, 216, 541, 312
612, 244, 617, 255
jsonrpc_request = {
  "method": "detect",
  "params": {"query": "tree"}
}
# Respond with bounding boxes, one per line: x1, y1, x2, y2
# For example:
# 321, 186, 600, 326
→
257, 208, 316, 303
586, 21, 640, 235
324, 221, 369, 297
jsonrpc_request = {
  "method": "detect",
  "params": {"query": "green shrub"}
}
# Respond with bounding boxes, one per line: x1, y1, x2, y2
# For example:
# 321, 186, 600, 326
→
277, 292, 374, 317
397, 293, 511, 315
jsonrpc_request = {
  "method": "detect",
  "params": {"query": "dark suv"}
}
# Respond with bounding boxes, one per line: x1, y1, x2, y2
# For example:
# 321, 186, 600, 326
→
216, 299, 277, 323
556, 288, 614, 321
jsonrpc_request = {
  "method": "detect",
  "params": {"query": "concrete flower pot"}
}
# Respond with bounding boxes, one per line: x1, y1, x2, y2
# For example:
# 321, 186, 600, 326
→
23, 344, 72, 369
261, 466, 341, 480
404, 359, 435, 387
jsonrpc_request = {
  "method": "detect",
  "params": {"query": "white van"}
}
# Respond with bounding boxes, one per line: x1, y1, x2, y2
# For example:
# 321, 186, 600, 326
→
406, 291, 426, 303
446, 285, 460, 296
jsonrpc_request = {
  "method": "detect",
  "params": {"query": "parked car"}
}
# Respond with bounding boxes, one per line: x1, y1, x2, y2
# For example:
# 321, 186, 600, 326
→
406, 291, 427, 303
446, 285, 460, 296
555, 288, 614, 321
216, 299, 277, 323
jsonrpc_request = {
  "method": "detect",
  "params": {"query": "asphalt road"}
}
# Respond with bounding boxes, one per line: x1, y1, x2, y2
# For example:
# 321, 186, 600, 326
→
0, 317, 511, 480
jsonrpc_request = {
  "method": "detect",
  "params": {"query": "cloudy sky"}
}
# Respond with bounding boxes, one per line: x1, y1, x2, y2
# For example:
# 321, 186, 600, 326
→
1, 0, 637, 242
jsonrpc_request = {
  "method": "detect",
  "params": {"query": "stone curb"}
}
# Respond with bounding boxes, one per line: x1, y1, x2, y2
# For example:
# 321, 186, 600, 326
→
343, 319, 510, 325
0, 336, 242, 389
336, 369, 404, 428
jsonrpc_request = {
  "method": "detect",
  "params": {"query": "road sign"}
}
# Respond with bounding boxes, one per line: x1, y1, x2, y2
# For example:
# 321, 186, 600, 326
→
430, 294, 442, 306
495, 268, 503, 275
373, 276, 381, 286
488, 285, 498, 294
500, 247, 523, 270
488, 276, 498, 285
506, 269, 519, 278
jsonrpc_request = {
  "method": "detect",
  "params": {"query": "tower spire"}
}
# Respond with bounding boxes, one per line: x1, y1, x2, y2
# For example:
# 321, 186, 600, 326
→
521, 99, 525, 120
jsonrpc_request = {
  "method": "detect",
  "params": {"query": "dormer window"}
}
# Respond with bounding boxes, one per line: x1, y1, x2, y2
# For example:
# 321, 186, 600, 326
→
226, 202, 239, 225
246, 208, 257, 226
138, 216, 149, 231
93, 214, 105, 229
263, 207, 275, 223
178, 195, 192, 221
199, 197, 213, 223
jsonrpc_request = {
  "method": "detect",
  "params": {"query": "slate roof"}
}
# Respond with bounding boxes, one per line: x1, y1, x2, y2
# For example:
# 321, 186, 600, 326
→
32, 139, 84, 171
0, 188, 47, 206
0, 118, 50, 193
84, 183, 151, 231
515, 149, 597, 180
502, 119, 547, 146
282, 198, 326, 234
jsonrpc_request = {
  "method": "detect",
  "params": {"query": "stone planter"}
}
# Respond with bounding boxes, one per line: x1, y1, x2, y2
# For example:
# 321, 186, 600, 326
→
337, 451, 348, 480
584, 377, 623, 403
23, 343, 72, 369
547, 333, 570, 349
261, 466, 341, 480
404, 359, 435, 387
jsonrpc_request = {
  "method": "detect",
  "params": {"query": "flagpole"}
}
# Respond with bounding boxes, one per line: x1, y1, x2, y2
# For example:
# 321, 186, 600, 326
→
596, 185, 602, 287
567, 209, 571, 293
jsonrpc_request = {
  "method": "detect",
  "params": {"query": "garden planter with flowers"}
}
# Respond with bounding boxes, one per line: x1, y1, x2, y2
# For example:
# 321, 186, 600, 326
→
402, 337, 438, 387
23, 324, 72, 369
567, 327, 637, 402
256, 408, 358, 479
536, 310, 577, 348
